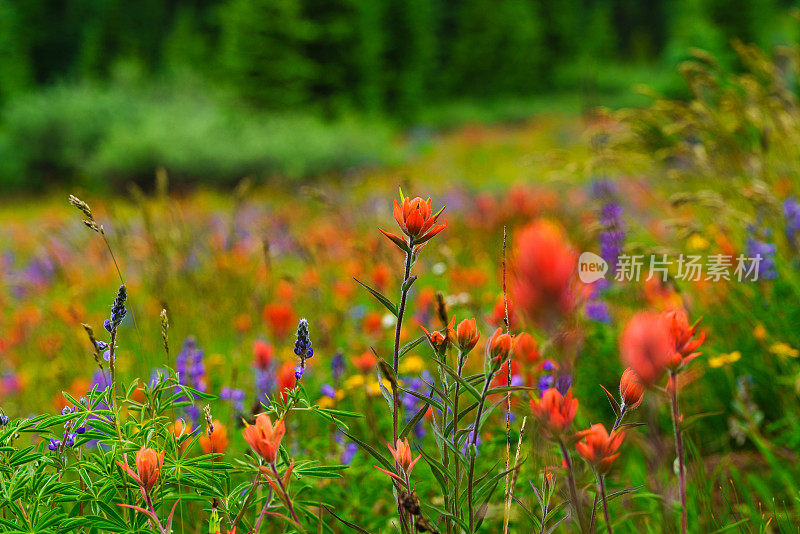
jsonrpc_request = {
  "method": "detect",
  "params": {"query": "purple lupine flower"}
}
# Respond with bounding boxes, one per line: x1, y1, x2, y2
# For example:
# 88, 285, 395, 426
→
784, 197, 800, 250
175, 337, 207, 423
341, 442, 358, 465
0, 414, 9, 426
746, 224, 777, 280
537, 375, 554, 392
554, 375, 572, 395
542, 360, 556, 372
591, 178, 625, 276
321, 384, 336, 398
585, 300, 611, 323
331, 351, 345, 381
48, 438, 61, 451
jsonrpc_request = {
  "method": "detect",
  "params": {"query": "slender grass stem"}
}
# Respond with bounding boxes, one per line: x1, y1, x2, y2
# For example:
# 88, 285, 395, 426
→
231, 472, 261, 531
669, 371, 687, 534
452, 352, 465, 521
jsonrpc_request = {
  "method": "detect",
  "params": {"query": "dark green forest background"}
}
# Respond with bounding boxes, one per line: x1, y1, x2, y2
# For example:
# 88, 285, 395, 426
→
0, 0, 797, 191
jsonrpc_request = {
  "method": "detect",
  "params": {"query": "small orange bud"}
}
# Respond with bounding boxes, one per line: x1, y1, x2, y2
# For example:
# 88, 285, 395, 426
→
453, 318, 480, 353
487, 328, 513, 369
619, 368, 644, 409
116, 447, 164, 492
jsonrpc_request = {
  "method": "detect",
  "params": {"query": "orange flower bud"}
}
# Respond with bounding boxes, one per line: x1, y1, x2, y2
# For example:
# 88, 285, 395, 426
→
243, 414, 286, 465
453, 318, 480, 353
619, 368, 644, 409
117, 447, 164, 492
575, 423, 625, 474
422, 324, 450, 355
487, 328, 513, 369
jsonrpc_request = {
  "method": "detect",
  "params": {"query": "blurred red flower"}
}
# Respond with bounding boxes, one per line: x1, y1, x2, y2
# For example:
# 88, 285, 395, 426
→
575, 423, 624, 474
511, 220, 578, 326
620, 312, 672, 385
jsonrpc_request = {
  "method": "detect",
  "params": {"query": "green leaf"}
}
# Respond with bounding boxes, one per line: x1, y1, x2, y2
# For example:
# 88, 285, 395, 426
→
400, 402, 430, 440
353, 277, 398, 316
399, 335, 426, 359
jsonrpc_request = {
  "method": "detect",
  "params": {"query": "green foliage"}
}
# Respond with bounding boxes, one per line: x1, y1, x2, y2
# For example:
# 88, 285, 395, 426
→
0, 83, 398, 191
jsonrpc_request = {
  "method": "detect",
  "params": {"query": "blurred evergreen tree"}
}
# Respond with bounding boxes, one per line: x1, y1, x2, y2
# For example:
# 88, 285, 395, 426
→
0, 0, 30, 104
449, 0, 545, 97
220, 0, 314, 108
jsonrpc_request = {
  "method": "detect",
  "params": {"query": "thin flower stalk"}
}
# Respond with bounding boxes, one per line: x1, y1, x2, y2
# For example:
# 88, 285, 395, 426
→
557, 437, 588, 533
670, 372, 687, 534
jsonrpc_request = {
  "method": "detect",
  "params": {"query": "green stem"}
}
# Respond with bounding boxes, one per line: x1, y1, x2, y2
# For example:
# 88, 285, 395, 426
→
558, 438, 587, 533
467, 371, 494, 532
452, 352, 465, 521
598, 474, 613, 534
670, 372, 687, 534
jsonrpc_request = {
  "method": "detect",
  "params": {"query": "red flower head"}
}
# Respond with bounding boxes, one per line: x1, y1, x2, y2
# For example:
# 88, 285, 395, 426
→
363, 312, 383, 337
511, 220, 579, 326
530, 387, 578, 438
353, 351, 378, 373
117, 447, 164, 491
422, 318, 453, 355
276, 361, 297, 402
253, 339, 274, 370
263, 303, 294, 339
243, 414, 286, 465
487, 327, 513, 371
199, 420, 229, 458
620, 312, 673, 386
660, 308, 705, 371
451, 318, 480, 354
619, 367, 644, 409
575, 423, 625, 474
380, 194, 446, 250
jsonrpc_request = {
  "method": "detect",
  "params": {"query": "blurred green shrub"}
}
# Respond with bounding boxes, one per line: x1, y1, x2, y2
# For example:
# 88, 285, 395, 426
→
0, 83, 398, 192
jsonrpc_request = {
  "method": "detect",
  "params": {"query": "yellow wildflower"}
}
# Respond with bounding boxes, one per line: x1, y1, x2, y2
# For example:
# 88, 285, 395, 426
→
687, 234, 709, 251
708, 351, 741, 368
769, 342, 798, 358
399, 355, 425, 374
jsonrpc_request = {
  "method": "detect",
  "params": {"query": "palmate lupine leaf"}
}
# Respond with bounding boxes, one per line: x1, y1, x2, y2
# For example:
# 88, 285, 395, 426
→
353, 277, 398, 316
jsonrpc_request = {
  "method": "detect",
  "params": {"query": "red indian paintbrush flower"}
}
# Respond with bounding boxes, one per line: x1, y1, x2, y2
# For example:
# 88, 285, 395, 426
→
243, 414, 286, 465
619, 367, 644, 409
575, 423, 625, 474
200, 420, 229, 457
620, 311, 673, 386
253, 339, 273, 370
389, 437, 421, 476
117, 447, 164, 491
511, 220, 579, 326
380, 194, 446, 250
531, 388, 578, 438
660, 308, 705, 371
487, 327, 513, 371
530, 387, 578, 438
451, 317, 480, 353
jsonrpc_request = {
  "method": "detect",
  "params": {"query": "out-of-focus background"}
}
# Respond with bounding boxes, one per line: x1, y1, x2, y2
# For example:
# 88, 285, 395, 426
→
0, 0, 797, 193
